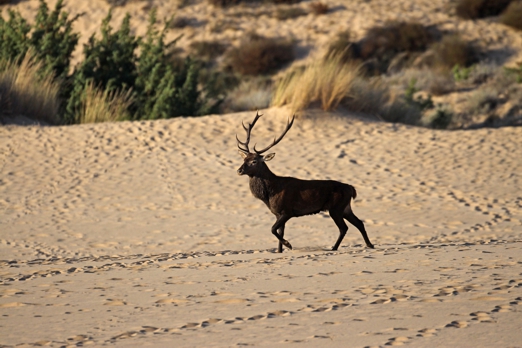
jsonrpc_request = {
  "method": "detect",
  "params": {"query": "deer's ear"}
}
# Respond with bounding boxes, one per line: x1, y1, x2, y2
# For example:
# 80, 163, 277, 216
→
264, 153, 275, 161
238, 150, 248, 159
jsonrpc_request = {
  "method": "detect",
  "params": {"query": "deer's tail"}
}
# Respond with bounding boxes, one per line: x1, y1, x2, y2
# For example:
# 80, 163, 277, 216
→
350, 185, 357, 200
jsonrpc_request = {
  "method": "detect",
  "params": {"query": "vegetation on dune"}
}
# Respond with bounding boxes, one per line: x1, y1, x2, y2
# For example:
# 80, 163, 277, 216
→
1, 0, 520, 130
224, 32, 294, 76
0, 0, 223, 124
0, 50, 61, 124
455, 0, 513, 19
499, 1, 522, 31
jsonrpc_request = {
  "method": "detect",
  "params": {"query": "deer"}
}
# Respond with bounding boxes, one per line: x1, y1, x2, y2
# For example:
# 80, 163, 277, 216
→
236, 111, 374, 253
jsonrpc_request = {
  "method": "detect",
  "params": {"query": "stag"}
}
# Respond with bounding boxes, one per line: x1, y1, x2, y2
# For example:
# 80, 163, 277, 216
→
237, 112, 374, 252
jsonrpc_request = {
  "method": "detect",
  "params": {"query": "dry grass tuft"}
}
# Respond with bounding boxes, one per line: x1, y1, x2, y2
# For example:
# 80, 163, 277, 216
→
455, 0, 513, 19
0, 52, 61, 124
76, 83, 133, 124
272, 55, 361, 112
224, 32, 294, 75
309, 1, 329, 15
500, 1, 522, 31
273, 54, 422, 124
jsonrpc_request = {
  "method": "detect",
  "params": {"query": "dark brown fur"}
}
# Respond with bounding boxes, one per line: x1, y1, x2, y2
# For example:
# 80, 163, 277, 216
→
237, 116, 374, 252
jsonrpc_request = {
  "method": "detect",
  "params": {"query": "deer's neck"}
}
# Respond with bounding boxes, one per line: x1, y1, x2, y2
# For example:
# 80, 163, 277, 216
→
248, 165, 279, 205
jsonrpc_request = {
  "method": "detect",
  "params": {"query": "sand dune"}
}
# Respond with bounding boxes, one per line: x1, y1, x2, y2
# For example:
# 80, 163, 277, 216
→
1, 108, 522, 346
1, 0, 522, 345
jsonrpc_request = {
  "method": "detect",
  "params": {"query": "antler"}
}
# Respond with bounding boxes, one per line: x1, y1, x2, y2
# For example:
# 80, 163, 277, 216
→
254, 115, 295, 155
236, 111, 263, 155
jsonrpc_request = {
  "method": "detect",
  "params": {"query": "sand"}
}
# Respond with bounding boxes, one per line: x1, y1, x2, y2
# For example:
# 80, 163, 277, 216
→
1, 0, 522, 346
1, 108, 522, 346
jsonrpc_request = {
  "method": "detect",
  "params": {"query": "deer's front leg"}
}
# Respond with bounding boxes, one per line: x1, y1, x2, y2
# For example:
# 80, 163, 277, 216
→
277, 225, 285, 253
272, 215, 292, 252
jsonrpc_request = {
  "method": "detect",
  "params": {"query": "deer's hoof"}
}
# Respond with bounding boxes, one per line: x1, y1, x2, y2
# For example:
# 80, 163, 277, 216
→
367, 243, 375, 249
282, 240, 292, 249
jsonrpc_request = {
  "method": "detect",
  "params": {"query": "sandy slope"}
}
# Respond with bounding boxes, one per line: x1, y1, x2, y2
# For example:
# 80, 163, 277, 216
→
3, 0, 522, 67
1, 108, 522, 346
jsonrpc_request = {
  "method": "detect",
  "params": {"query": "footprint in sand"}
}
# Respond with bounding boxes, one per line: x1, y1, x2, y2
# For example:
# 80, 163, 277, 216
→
445, 320, 468, 328
417, 328, 438, 337
385, 336, 410, 346
104, 299, 127, 306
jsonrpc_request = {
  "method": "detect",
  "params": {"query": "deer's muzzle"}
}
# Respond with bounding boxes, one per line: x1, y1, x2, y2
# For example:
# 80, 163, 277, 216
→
237, 167, 245, 175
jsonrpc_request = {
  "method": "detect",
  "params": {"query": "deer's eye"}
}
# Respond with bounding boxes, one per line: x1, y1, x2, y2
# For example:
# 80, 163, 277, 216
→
251, 160, 257, 165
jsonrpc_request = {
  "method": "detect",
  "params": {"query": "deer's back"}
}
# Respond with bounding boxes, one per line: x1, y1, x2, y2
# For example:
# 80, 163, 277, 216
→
253, 176, 354, 217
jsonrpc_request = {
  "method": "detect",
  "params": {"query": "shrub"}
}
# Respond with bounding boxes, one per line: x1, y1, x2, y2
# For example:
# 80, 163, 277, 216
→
466, 87, 499, 114
346, 78, 422, 124
221, 77, 272, 113
431, 35, 476, 70
64, 11, 138, 123
0, 0, 80, 81
309, 1, 328, 15
384, 68, 455, 95
104, 0, 128, 6
429, 104, 453, 129
0, 9, 31, 63
29, 0, 81, 80
131, 10, 221, 119
169, 16, 193, 29
326, 22, 435, 74
452, 64, 474, 81
275, 6, 307, 20
207, 0, 242, 7
360, 21, 434, 59
404, 78, 434, 110
500, 1, 522, 30
455, 0, 513, 19
75, 82, 133, 123
269, 0, 302, 4
189, 40, 228, 60
0, 51, 61, 124
225, 32, 294, 75
504, 62, 522, 83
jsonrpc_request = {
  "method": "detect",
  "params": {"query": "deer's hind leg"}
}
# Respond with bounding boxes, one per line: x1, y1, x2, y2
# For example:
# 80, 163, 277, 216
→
330, 209, 348, 251
344, 210, 374, 249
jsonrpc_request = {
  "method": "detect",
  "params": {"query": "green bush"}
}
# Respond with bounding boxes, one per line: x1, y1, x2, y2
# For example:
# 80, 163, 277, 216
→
30, 0, 81, 80
1, 1, 225, 124
0, 9, 31, 63
452, 64, 474, 81
64, 11, 138, 123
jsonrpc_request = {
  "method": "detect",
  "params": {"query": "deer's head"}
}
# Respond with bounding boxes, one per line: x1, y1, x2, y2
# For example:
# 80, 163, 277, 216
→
236, 111, 294, 176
